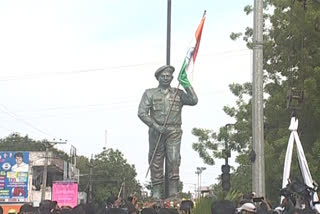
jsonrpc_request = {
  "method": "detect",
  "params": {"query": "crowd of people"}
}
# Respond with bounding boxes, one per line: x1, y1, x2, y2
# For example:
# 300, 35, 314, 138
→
0, 182, 319, 214
212, 191, 319, 214
0, 195, 319, 214
0, 194, 186, 214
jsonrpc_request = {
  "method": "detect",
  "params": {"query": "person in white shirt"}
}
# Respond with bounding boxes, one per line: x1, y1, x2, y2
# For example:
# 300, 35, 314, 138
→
11, 152, 29, 172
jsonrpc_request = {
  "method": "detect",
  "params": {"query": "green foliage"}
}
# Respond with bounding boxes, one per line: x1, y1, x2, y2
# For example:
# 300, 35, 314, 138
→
192, 0, 320, 205
192, 198, 212, 214
76, 155, 90, 192
0, 133, 69, 160
192, 128, 218, 165
230, 32, 242, 40
87, 148, 142, 206
213, 186, 243, 203
0, 133, 46, 151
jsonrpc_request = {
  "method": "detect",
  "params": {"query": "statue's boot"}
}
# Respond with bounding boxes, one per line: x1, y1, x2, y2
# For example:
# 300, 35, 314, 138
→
152, 183, 163, 199
168, 180, 179, 198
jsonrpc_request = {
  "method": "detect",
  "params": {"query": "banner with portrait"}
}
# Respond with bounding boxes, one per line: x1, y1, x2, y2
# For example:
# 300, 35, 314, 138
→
0, 151, 29, 202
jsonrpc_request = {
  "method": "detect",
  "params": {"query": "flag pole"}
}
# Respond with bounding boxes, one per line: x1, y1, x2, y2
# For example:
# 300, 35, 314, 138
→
166, 0, 171, 65
203, 10, 206, 17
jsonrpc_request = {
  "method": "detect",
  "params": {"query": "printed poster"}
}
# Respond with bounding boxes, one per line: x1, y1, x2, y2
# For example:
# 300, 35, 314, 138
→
0, 151, 29, 202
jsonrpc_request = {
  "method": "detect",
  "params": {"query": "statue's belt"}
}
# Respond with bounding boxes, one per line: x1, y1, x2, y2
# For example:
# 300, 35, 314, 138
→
155, 123, 181, 128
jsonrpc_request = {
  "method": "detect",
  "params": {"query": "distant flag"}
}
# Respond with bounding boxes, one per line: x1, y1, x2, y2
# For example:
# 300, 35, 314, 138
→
178, 10, 206, 89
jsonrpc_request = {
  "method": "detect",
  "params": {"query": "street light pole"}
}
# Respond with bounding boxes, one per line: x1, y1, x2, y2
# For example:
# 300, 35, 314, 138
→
196, 167, 206, 198
195, 170, 200, 199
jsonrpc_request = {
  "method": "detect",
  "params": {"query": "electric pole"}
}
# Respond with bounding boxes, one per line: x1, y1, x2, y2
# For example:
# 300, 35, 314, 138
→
252, 0, 265, 197
88, 154, 94, 203
41, 146, 49, 201
105, 130, 108, 149
41, 140, 67, 201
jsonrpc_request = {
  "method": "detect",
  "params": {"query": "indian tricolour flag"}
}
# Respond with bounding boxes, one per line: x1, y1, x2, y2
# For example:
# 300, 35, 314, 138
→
178, 11, 206, 89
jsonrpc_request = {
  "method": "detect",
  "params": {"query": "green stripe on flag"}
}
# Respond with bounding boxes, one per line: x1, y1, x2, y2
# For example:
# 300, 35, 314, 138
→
178, 59, 191, 89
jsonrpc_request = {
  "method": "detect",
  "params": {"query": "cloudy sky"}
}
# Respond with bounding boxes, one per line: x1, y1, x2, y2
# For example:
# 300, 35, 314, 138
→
0, 0, 252, 194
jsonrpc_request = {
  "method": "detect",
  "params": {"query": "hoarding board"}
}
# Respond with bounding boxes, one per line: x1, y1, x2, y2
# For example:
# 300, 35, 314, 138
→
0, 151, 29, 202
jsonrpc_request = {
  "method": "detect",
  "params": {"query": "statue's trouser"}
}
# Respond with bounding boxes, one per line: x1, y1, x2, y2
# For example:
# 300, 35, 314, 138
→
149, 126, 182, 198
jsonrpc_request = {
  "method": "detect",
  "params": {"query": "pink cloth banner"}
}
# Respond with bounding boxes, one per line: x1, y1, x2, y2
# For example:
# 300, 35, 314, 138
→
52, 182, 78, 208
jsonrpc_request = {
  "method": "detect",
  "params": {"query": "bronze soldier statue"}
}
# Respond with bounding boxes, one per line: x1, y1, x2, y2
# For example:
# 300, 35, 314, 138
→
138, 65, 198, 198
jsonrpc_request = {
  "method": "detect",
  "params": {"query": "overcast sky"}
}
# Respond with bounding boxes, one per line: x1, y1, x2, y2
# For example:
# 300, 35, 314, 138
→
0, 0, 253, 194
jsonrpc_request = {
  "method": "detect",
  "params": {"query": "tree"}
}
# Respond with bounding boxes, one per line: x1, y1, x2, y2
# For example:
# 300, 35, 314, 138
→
192, 0, 320, 205
0, 133, 69, 160
88, 148, 142, 206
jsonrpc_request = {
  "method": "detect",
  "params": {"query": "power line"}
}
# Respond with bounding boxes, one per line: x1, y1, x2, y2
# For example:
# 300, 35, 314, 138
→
0, 62, 160, 82
14, 98, 138, 113
0, 104, 57, 139
2, 89, 232, 120
0, 49, 250, 82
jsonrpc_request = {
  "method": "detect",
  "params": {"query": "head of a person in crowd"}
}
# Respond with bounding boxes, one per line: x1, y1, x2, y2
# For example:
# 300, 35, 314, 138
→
301, 208, 317, 214
127, 194, 138, 205
0, 206, 3, 214
19, 203, 35, 214
158, 208, 179, 214
106, 195, 121, 208
60, 208, 72, 214
211, 200, 236, 214
236, 202, 256, 214
287, 208, 306, 214
52, 209, 62, 214
85, 203, 95, 214
180, 199, 194, 213
39, 200, 56, 214
124, 199, 137, 214
141, 208, 157, 214
132, 195, 138, 205
71, 204, 86, 214
127, 196, 133, 203
61, 206, 72, 210
52, 201, 59, 209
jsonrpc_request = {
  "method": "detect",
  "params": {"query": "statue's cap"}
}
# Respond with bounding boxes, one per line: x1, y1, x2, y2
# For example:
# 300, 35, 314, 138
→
155, 65, 175, 79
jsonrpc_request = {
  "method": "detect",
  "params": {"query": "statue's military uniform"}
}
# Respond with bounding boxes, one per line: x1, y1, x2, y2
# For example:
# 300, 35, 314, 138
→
138, 85, 198, 198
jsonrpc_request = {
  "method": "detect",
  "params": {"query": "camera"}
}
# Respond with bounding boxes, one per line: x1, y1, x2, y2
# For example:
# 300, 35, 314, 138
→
252, 197, 264, 202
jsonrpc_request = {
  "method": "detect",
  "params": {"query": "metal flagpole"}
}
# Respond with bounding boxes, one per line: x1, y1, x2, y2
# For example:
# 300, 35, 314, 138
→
164, 0, 172, 199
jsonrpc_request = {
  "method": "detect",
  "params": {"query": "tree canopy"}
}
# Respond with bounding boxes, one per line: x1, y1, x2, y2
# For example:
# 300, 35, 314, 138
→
192, 0, 320, 205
